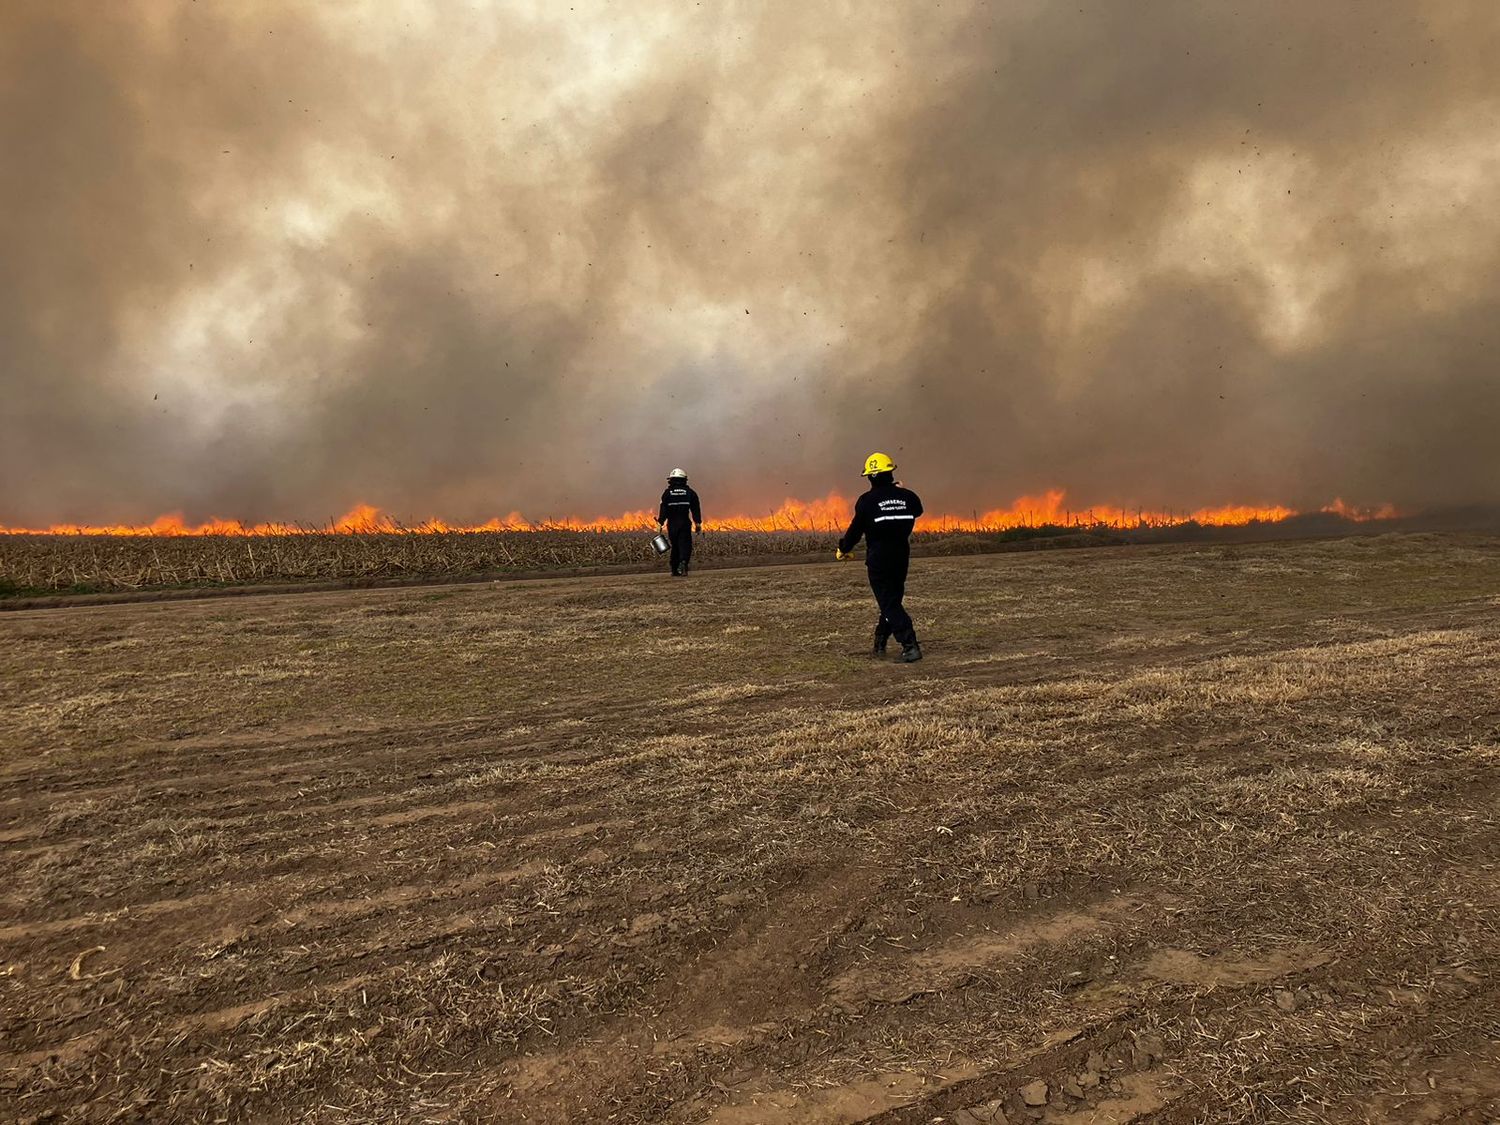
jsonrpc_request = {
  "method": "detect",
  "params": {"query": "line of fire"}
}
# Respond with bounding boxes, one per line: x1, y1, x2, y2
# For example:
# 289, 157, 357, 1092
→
0, 493, 1399, 537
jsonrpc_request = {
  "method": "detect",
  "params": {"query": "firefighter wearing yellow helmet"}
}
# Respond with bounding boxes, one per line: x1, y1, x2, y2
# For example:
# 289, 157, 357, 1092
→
836, 452, 924, 662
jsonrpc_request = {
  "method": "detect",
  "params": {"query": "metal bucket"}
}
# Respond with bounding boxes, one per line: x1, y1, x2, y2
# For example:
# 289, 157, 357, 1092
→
650, 532, 670, 555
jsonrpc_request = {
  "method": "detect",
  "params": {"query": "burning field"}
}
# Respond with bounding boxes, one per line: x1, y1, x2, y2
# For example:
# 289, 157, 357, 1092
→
6, 5, 1498, 1117
0, 495, 1408, 597
2, 533, 1498, 1122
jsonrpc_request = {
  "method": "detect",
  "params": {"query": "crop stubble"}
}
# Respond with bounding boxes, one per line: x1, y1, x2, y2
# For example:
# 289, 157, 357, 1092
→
1, 534, 1497, 1122
0, 530, 836, 594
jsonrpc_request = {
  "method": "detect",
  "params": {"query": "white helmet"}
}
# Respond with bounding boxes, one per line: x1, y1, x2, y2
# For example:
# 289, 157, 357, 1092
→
668, 467, 688, 479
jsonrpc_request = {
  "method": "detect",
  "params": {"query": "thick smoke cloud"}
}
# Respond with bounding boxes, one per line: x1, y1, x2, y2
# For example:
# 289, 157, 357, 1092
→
3, 0, 1497, 525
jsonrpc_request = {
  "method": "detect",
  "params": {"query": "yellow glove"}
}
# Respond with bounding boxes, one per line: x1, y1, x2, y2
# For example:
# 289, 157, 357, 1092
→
835, 548, 850, 561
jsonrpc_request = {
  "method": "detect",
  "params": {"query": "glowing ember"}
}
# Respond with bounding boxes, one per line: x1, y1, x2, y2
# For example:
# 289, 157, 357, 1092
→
0, 492, 1401, 536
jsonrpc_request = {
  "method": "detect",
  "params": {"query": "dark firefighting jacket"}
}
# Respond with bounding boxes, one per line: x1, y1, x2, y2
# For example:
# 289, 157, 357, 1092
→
658, 484, 702, 528
839, 482, 923, 568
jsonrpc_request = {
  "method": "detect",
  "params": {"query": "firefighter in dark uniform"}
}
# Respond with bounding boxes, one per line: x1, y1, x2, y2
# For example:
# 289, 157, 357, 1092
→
657, 468, 702, 576
837, 452, 923, 662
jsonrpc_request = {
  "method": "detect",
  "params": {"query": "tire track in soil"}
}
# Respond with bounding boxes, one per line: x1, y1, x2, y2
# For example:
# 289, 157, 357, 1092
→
340, 772, 1492, 1119
644, 798, 1499, 1123
704, 945, 1495, 1125
662, 890, 1183, 1125
705, 899, 1495, 1123
824, 891, 1173, 1014
646, 909, 1156, 1122
468, 856, 893, 1121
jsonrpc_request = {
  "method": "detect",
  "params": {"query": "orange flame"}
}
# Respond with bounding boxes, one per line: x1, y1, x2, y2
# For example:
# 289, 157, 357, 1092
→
964, 489, 1298, 530
1318, 497, 1402, 521
0, 491, 1402, 536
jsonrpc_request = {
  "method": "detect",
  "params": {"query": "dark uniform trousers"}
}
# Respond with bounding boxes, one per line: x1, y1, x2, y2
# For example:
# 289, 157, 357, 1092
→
868, 556, 916, 646
840, 478, 922, 649
668, 522, 694, 573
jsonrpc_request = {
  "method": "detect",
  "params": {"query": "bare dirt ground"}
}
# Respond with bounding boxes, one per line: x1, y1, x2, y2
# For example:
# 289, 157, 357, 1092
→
2, 534, 1498, 1124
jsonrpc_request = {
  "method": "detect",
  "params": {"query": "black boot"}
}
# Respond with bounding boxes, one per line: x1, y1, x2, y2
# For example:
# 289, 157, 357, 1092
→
900, 641, 923, 663
872, 630, 888, 656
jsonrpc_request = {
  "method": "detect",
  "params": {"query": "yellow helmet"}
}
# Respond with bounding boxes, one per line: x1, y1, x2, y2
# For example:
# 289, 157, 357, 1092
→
862, 451, 896, 477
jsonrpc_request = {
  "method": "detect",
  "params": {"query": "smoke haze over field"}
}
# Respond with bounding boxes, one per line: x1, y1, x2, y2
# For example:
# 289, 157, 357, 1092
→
3, 1, 1498, 525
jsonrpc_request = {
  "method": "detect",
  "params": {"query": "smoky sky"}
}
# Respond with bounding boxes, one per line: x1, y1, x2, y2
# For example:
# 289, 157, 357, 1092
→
3, 0, 1498, 525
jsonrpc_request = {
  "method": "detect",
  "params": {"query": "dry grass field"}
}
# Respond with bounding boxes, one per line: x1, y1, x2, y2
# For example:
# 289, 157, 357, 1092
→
0, 529, 833, 595
2, 534, 1498, 1123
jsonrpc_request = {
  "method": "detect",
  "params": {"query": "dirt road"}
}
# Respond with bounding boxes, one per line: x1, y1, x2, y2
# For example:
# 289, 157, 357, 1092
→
3, 536, 1498, 1122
